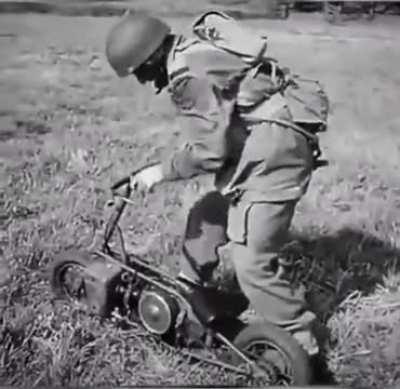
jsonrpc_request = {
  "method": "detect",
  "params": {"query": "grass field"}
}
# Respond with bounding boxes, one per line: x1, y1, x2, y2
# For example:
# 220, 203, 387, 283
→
1, 10, 400, 387
0, 0, 288, 17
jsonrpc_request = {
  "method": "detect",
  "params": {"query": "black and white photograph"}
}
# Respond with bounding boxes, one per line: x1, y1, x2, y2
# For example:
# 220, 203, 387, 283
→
0, 0, 399, 387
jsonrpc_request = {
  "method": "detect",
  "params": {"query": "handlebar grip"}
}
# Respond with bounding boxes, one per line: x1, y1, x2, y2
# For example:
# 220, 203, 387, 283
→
110, 163, 160, 192
110, 166, 146, 192
110, 176, 131, 192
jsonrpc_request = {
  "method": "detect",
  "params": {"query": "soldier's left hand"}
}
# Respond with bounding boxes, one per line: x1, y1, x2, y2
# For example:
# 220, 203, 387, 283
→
130, 164, 164, 194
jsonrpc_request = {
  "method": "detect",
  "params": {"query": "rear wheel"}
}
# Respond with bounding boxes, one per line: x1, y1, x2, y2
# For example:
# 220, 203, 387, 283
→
230, 322, 313, 385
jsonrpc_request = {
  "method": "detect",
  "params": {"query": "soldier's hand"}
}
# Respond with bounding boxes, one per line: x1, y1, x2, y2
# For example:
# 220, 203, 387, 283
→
130, 164, 164, 194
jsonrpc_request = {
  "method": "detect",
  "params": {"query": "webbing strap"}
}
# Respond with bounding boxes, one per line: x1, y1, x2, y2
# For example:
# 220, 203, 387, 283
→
261, 118, 319, 144
256, 118, 328, 169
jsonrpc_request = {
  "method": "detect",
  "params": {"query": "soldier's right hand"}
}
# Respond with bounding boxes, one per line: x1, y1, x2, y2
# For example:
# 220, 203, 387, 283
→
129, 164, 164, 194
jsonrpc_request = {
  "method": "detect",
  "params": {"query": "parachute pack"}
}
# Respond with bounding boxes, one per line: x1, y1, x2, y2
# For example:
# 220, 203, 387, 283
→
191, 11, 329, 168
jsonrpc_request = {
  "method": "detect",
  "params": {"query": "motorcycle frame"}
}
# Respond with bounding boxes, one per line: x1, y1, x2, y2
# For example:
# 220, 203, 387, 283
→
88, 171, 259, 377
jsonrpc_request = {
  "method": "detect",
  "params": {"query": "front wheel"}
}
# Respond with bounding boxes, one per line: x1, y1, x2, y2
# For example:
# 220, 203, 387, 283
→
49, 250, 92, 300
49, 250, 123, 317
231, 322, 313, 386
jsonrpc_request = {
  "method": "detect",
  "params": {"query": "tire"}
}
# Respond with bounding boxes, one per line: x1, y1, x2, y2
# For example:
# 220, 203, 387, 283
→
231, 322, 313, 386
48, 250, 92, 300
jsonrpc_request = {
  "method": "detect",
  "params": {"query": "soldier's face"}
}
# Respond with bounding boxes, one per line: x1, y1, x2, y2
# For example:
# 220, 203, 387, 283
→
133, 62, 157, 84
132, 60, 168, 93
131, 42, 169, 93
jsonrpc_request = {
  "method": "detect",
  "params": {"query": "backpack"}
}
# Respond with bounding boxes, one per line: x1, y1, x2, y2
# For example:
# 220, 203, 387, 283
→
192, 11, 269, 66
191, 11, 329, 168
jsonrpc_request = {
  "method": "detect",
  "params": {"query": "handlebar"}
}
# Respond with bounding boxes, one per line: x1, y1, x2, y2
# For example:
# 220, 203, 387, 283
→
103, 164, 159, 256
110, 175, 131, 192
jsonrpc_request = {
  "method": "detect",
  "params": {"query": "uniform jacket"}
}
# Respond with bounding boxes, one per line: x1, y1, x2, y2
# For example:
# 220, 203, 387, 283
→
161, 35, 314, 202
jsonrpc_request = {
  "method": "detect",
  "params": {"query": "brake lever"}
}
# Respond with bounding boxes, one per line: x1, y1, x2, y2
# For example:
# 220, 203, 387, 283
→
107, 174, 132, 208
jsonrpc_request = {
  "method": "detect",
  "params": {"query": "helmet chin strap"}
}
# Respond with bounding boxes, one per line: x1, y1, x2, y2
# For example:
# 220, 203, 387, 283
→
154, 63, 169, 94
154, 35, 174, 94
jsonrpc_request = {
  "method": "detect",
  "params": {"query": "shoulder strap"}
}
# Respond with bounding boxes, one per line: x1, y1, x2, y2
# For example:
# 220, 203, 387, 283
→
167, 36, 192, 83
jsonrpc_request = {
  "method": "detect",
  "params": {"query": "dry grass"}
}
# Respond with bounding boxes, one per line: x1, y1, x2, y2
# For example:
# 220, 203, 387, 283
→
1, 12, 400, 387
327, 273, 400, 389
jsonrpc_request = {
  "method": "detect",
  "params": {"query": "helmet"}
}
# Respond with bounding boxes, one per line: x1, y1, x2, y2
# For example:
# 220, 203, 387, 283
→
105, 13, 171, 77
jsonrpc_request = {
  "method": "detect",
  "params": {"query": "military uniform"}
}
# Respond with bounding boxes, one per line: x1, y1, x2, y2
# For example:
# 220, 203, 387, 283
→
161, 36, 318, 354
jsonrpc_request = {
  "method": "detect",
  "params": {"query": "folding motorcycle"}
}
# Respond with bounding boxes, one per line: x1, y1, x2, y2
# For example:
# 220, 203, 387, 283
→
49, 168, 313, 386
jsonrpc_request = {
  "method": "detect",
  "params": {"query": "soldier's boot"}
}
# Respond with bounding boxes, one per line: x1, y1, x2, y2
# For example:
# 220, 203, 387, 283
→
176, 271, 248, 326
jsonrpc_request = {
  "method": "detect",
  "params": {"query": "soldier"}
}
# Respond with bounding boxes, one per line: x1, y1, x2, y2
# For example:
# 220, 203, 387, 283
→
105, 12, 323, 356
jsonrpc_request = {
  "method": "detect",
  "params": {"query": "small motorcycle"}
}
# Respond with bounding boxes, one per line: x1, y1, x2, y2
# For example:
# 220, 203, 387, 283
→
49, 168, 313, 386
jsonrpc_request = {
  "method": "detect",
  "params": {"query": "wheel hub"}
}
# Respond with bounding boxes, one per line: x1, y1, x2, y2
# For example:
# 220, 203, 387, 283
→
244, 341, 293, 385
